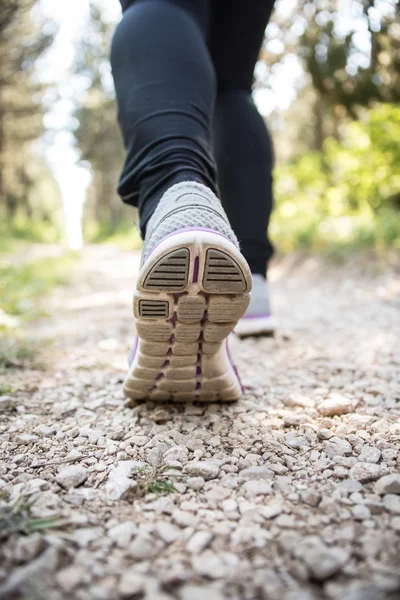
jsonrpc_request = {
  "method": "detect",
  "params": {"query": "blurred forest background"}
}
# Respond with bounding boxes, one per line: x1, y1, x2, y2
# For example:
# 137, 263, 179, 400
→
0, 0, 399, 343
1, 0, 399, 250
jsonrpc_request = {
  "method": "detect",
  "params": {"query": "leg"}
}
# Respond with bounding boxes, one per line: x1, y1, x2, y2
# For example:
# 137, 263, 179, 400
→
111, 0, 215, 233
209, 0, 276, 277
111, 0, 252, 401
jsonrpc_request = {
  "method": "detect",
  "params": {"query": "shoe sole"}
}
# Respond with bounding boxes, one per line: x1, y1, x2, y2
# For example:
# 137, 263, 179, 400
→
123, 229, 252, 403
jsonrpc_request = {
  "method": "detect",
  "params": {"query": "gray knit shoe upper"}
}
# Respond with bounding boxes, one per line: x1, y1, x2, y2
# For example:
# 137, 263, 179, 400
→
142, 182, 239, 263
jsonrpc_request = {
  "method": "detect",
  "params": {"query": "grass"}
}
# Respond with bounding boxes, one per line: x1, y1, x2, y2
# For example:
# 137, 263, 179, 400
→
0, 242, 79, 372
0, 252, 78, 323
134, 466, 178, 497
0, 492, 62, 541
0, 337, 37, 371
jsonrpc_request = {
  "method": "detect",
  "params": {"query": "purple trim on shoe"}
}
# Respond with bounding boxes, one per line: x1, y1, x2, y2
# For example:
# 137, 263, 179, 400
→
147, 227, 232, 260
226, 339, 245, 394
241, 313, 272, 320
128, 336, 138, 367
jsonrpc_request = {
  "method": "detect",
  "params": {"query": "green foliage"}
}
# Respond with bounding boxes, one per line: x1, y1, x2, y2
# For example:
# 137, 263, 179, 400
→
272, 104, 400, 252
0, 1, 61, 232
0, 492, 62, 541
135, 466, 178, 497
84, 218, 142, 251
0, 251, 78, 329
0, 337, 36, 371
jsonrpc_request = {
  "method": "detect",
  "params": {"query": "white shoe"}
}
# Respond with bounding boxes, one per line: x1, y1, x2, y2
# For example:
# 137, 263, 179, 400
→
123, 182, 252, 403
235, 274, 276, 338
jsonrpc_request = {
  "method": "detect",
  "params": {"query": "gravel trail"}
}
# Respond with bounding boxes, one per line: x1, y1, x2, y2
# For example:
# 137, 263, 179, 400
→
1, 245, 399, 600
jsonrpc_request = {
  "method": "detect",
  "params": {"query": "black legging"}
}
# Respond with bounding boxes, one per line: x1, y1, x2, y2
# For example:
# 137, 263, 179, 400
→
111, 0, 275, 276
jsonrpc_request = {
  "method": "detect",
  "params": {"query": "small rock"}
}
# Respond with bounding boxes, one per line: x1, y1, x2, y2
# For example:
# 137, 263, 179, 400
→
14, 533, 44, 563
351, 504, 371, 520
186, 476, 205, 490
324, 437, 352, 458
118, 569, 145, 598
238, 466, 274, 481
299, 490, 321, 507
173, 509, 198, 528
56, 565, 84, 592
337, 480, 364, 494
286, 393, 314, 408
383, 494, 400, 514
295, 537, 348, 581
15, 434, 39, 446
317, 429, 333, 440
357, 446, 381, 464
108, 522, 137, 548
105, 475, 136, 501
180, 585, 225, 600
374, 474, 400, 495
184, 461, 220, 480
186, 531, 213, 553
191, 552, 238, 579
242, 480, 272, 496
260, 502, 283, 519
317, 394, 353, 417
349, 463, 381, 482
129, 435, 149, 447
56, 465, 88, 489
72, 527, 104, 548
129, 534, 159, 559
156, 521, 180, 544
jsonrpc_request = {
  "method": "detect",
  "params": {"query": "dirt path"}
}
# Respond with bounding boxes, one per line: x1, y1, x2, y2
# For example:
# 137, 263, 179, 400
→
1, 245, 400, 600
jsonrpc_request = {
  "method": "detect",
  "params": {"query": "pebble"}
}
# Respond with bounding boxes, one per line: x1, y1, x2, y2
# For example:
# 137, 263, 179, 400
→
357, 446, 381, 464
191, 552, 238, 579
156, 521, 180, 544
15, 434, 39, 445
56, 465, 88, 489
295, 537, 349, 581
324, 437, 352, 458
349, 463, 381, 482
108, 522, 137, 548
186, 531, 213, 553
173, 509, 198, 528
186, 476, 205, 490
105, 474, 137, 501
183, 461, 220, 480
238, 466, 274, 481
14, 534, 44, 563
317, 394, 354, 416
56, 565, 85, 592
242, 480, 272, 496
260, 503, 283, 519
299, 490, 322, 507
179, 585, 225, 600
118, 570, 145, 598
129, 534, 159, 559
351, 504, 371, 520
337, 480, 364, 494
374, 474, 400, 495
383, 494, 400, 514
128, 435, 149, 447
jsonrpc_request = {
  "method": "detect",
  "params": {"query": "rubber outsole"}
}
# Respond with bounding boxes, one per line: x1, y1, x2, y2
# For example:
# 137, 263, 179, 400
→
123, 230, 252, 403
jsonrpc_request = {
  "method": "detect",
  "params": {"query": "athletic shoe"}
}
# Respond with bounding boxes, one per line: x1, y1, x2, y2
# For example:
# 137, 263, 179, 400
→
123, 181, 252, 403
234, 274, 277, 337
